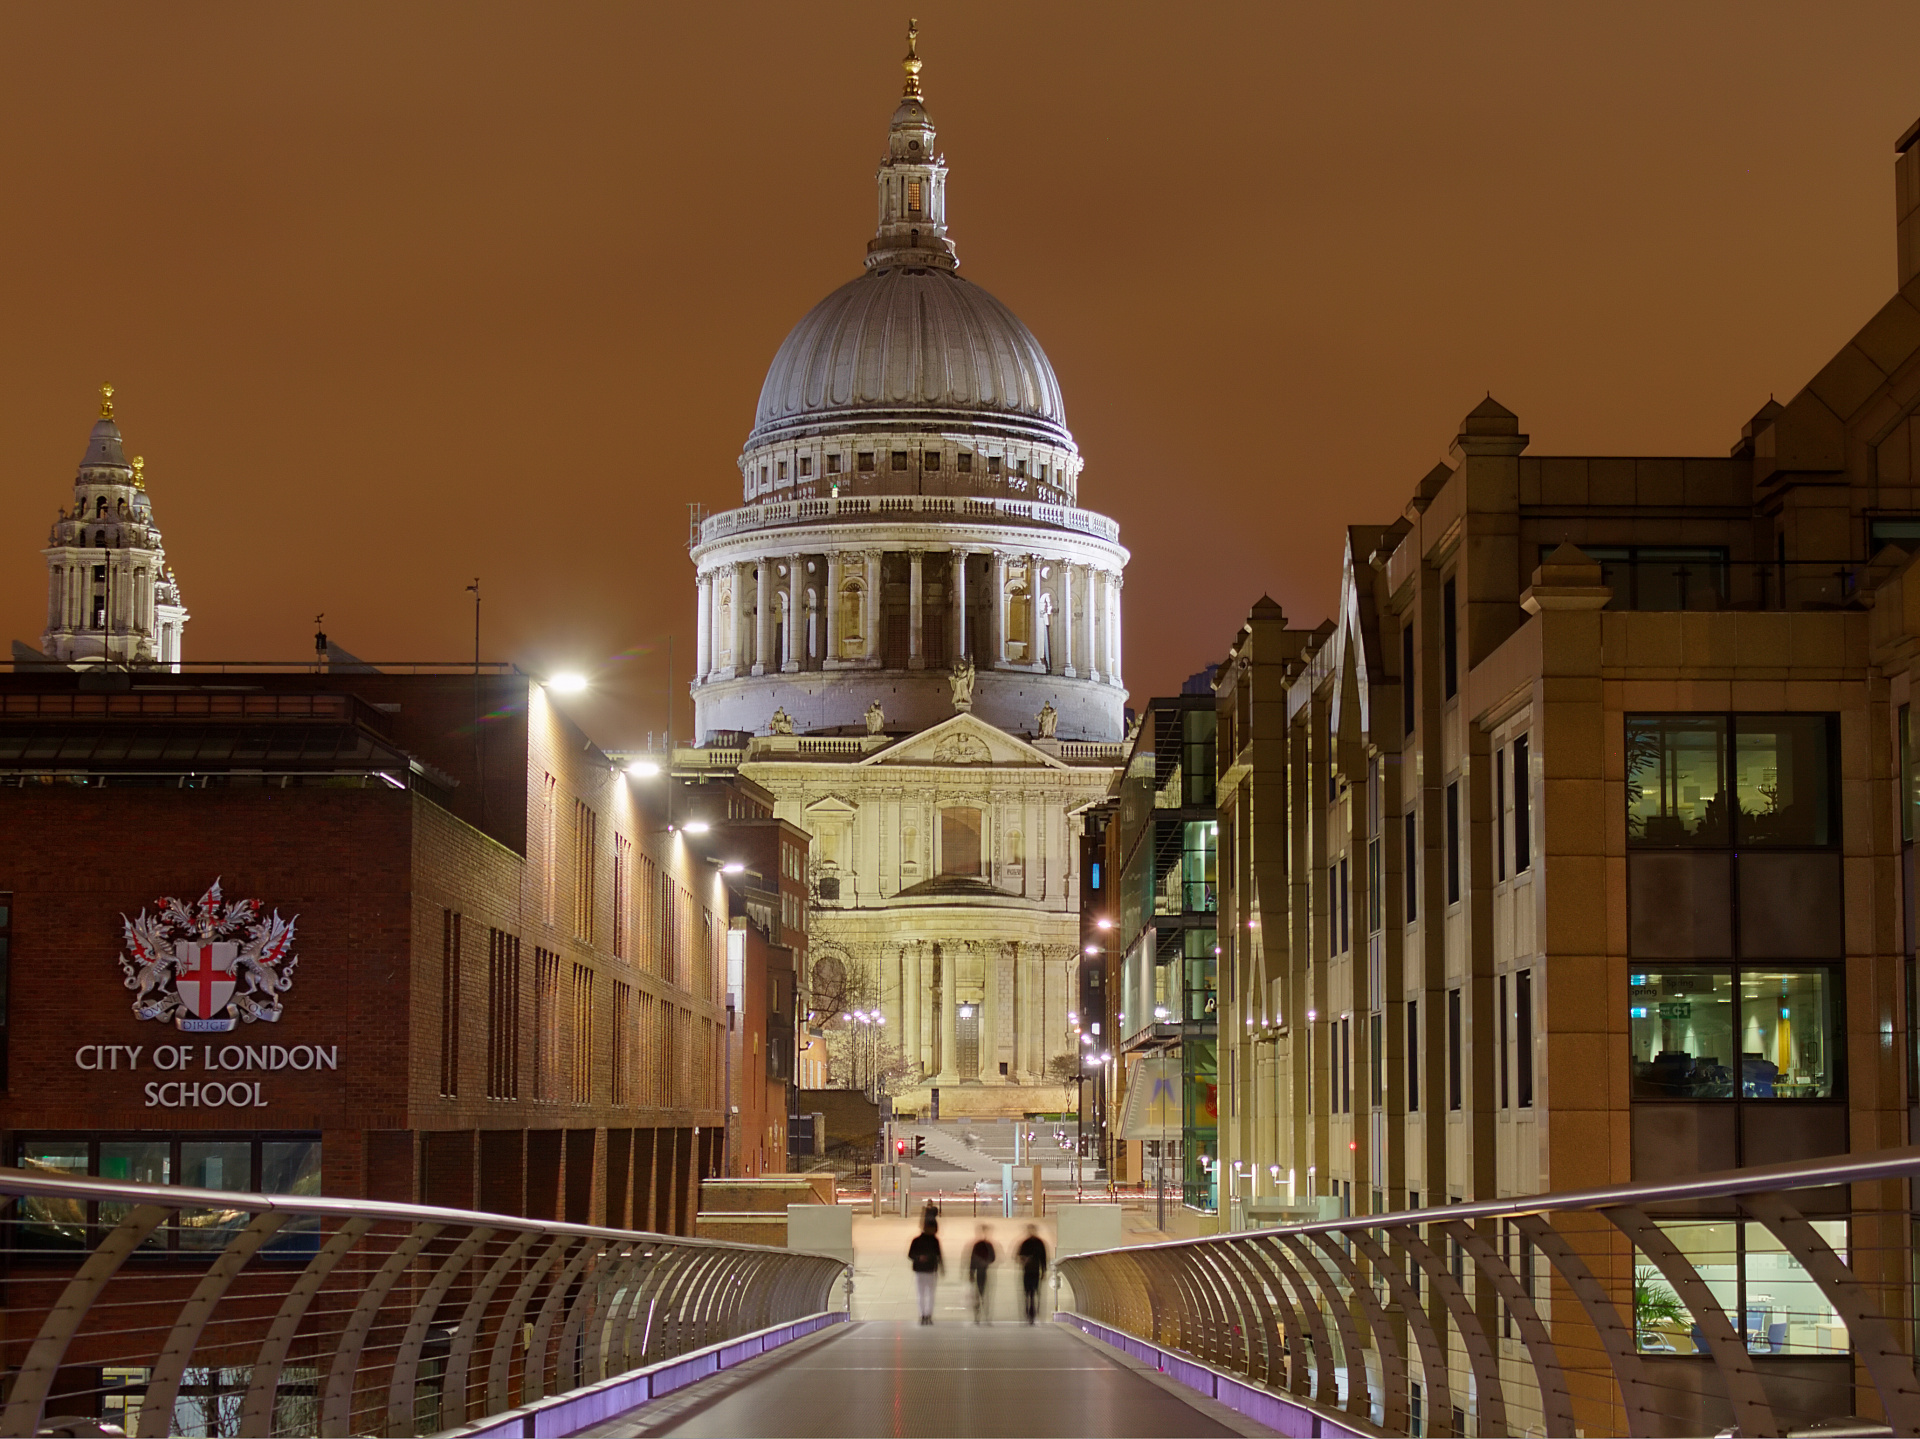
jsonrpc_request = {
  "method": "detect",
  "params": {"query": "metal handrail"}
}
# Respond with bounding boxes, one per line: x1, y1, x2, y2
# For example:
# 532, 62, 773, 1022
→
0, 1166, 849, 1438
1059, 1146, 1920, 1439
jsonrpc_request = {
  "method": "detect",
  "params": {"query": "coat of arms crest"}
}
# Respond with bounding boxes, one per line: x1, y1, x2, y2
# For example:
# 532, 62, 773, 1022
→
120, 879, 300, 1033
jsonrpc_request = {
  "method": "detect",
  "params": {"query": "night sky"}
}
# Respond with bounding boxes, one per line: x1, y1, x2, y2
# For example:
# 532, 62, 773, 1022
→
4, 3, 1919, 743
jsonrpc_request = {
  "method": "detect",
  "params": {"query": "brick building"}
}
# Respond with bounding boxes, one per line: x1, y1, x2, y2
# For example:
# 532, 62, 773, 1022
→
0, 666, 736, 1234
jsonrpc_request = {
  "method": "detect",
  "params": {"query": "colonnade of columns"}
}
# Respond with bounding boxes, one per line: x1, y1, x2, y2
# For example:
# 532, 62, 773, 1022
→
893, 939, 1064, 1087
694, 546, 1123, 686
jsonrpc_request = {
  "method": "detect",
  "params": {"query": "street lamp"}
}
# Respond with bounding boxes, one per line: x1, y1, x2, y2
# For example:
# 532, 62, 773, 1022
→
547, 672, 589, 695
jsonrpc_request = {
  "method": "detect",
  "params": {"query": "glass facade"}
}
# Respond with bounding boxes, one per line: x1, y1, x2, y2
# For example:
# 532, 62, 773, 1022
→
14, 1134, 321, 1254
1627, 714, 1836, 848
1630, 969, 1837, 1100
1634, 1219, 1850, 1355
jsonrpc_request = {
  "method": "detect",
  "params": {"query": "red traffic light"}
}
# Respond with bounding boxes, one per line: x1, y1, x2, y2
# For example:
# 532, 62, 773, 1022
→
896, 1140, 907, 1155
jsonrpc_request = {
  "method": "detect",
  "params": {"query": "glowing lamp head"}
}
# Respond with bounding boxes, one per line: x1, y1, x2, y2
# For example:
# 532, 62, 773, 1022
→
680, 820, 711, 835
626, 759, 661, 778
547, 672, 589, 695
720, 862, 746, 874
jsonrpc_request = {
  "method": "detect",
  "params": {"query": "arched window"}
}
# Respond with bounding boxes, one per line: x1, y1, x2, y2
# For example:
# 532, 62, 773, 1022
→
95, 497, 107, 519
1007, 829, 1025, 871
95, 531, 107, 548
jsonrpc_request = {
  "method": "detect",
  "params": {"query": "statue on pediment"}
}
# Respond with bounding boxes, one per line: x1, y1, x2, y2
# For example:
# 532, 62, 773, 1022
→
865, 700, 887, 735
949, 656, 976, 712
768, 707, 794, 736
1036, 700, 1058, 739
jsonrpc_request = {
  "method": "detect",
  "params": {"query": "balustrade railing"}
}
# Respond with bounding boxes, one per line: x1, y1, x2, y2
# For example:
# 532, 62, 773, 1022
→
1057, 1148, 1920, 1438
0, 1167, 847, 1438
695, 495, 1123, 547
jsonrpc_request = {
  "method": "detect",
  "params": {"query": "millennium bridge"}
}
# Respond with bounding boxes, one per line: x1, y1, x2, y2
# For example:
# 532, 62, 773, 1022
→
1, 1149, 1915, 1437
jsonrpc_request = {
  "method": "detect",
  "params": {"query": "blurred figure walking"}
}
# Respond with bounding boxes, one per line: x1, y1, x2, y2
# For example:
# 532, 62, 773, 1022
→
967, 1226, 997, 1324
908, 1216, 944, 1325
1017, 1225, 1048, 1324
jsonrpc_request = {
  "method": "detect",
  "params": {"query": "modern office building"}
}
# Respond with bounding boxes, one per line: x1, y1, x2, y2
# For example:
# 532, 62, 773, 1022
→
1208, 112, 1920, 1436
1104, 687, 1221, 1214
0, 666, 740, 1235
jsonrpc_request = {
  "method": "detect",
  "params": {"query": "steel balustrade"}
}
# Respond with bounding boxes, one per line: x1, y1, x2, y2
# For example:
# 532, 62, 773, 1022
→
0, 1167, 848, 1438
1056, 1147, 1920, 1439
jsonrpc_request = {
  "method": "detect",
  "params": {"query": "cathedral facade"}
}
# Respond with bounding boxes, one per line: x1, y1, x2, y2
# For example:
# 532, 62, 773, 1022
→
685, 30, 1126, 1115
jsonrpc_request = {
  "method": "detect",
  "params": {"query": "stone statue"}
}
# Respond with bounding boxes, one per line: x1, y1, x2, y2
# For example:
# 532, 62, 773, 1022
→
768, 707, 794, 736
949, 656, 976, 712
865, 700, 886, 735
1036, 700, 1058, 739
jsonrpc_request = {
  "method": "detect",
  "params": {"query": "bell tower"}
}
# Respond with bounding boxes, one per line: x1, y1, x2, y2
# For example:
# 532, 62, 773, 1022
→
865, 20, 958, 274
41, 386, 189, 668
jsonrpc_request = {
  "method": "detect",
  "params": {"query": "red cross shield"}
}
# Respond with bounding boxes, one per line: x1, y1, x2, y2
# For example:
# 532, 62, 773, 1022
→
174, 941, 238, 1020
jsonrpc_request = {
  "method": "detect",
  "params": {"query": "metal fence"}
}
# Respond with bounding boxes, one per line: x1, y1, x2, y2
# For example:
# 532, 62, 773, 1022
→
1057, 1148, 1920, 1438
0, 1167, 847, 1438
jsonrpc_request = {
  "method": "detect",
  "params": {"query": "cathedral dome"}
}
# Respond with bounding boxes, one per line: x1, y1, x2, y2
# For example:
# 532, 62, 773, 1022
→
748, 267, 1070, 450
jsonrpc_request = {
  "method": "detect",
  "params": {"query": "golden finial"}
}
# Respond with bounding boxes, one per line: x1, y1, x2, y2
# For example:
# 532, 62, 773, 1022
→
99, 383, 115, 420
131, 456, 145, 490
902, 18, 923, 98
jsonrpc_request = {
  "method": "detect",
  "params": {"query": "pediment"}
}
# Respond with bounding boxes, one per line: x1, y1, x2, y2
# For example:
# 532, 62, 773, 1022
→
859, 712, 1066, 770
802, 793, 860, 815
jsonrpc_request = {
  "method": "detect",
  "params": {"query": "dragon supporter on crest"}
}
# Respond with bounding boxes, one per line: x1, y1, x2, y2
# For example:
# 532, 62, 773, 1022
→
121, 879, 301, 1033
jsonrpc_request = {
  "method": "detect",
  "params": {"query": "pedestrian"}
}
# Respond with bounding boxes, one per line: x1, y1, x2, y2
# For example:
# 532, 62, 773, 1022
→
1017, 1224, 1048, 1324
908, 1216, 944, 1325
967, 1225, 996, 1324
921, 1198, 941, 1233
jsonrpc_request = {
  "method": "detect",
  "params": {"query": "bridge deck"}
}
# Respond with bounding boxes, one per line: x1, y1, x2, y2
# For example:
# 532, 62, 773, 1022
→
583, 1319, 1260, 1438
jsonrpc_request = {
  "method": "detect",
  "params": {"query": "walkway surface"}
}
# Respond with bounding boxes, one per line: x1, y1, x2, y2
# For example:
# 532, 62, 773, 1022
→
580, 1207, 1269, 1438
586, 1320, 1257, 1437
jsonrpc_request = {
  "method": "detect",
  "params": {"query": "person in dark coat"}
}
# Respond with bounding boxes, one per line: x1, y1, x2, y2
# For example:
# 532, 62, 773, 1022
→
908, 1218, 944, 1325
967, 1226, 997, 1323
1016, 1225, 1048, 1324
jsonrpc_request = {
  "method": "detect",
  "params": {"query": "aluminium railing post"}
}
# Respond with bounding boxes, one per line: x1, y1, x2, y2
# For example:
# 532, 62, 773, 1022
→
385, 1225, 495, 1438
140, 1209, 290, 1439
1307, 1227, 1410, 1434
554, 1241, 618, 1394
1440, 1216, 1576, 1437
318, 1219, 445, 1437
1252, 1233, 1339, 1403
485, 1234, 572, 1414
0, 1204, 170, 1439
240, 1215, 376, 1435
441, 1231, 537, 1430
1351, 1226, 1456, 1438
1398, 1225, 1508, 1437
578, 1244, 645, 1387
1742, 1192, 1920, 1435
1202, 1238, 1291, 1391
1513, 1213, 1659, 1439
1603, 1204, 1779, 1439
1237, 1240, 1312, 1396
522, 1237, 597, 1402
1278, 1231, 1374, 1425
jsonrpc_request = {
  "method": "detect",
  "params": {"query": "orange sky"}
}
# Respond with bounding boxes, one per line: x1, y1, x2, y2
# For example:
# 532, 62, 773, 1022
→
4, 2, 1920, 744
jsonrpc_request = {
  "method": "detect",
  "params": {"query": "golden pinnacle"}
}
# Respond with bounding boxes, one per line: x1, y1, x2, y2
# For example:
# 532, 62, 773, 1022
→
99, 383, 115, 420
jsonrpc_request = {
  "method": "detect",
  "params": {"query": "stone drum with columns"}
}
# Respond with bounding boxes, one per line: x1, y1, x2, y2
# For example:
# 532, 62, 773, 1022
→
683, 27, 1125, 1117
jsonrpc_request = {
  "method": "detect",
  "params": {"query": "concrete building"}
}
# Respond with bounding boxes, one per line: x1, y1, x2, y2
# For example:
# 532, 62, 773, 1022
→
1209, 111, 1920, 1437
681, 27, 1125, 1117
